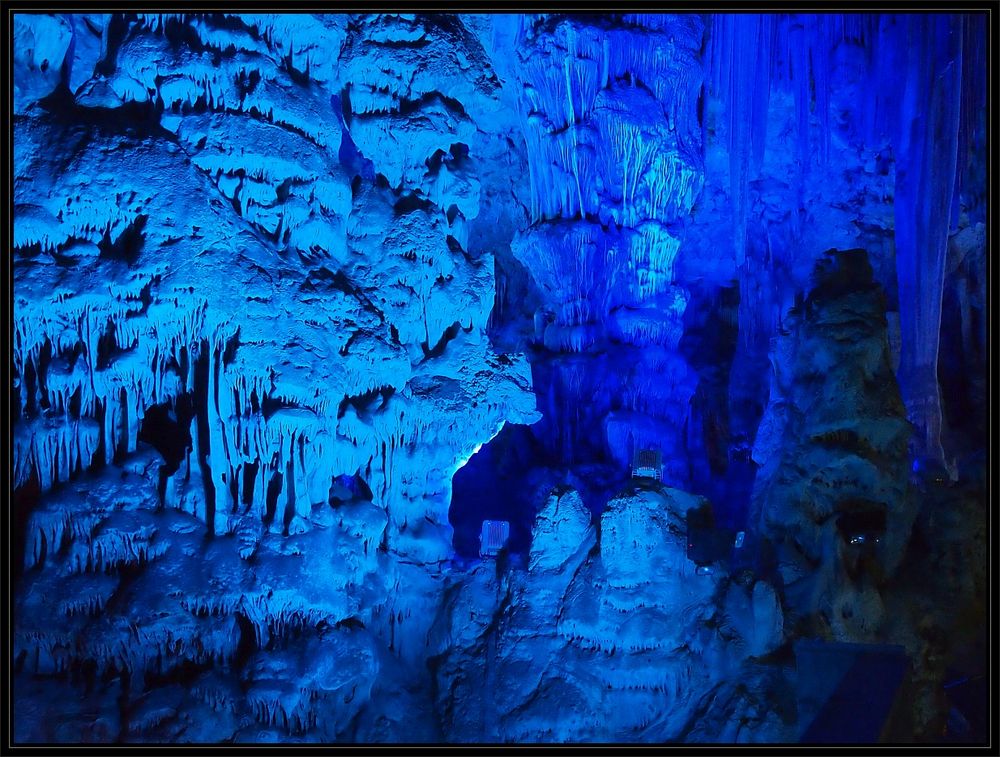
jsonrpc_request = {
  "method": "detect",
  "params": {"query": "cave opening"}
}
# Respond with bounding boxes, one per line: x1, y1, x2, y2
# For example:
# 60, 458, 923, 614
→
329, 473, 373, 508
448, 419, 627, 562
448, 423, 547, 561
263, 470, 283, 527
836, 505, 888, 545
242, 460, 259, 507
137, 394, 195, 506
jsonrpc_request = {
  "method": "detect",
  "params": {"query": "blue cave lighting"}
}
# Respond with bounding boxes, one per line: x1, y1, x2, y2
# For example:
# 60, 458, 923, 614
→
10, 11, 988, 746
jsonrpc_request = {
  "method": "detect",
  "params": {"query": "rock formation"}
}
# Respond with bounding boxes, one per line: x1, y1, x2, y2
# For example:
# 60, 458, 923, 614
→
11, 11, 987, 745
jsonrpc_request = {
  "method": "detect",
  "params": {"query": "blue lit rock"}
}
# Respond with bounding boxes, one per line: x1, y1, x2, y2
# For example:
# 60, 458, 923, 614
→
11, 10, 987, 745
430, 480, 792, 742
528, 487, 592, 573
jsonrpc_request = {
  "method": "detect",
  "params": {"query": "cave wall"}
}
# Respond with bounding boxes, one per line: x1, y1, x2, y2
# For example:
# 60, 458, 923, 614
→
10, 11, 988, 744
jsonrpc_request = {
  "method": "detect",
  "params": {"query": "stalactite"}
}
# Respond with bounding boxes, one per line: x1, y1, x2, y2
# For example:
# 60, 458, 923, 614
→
892, 13, 965, 469
705, 11, 982, 469
707, 14, 773, 265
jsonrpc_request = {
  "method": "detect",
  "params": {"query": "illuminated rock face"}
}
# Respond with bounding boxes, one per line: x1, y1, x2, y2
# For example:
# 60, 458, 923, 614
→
505, 15, 703, 490
13, 12, 538, 744
12, 12, 987, 745
430, 483, 794, 743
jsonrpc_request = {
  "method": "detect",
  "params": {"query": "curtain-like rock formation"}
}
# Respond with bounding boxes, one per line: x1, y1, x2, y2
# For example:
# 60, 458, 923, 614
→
11, 11, 987, 745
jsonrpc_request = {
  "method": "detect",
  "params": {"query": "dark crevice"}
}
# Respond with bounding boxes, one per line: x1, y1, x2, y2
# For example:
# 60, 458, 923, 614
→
91, 398, 107, 470
393, 192, 434, 216
263, 470, 283, 528
397, 90, 468, 119
40, 86, 177, 143
283, 52, 310, 86
261, 395, 296, 421
138, 395, 194, 507
338, 385, 394, 418
242, 460, 259, 508
94, 13, 129, 77
192, 340, 216, 534
235, 68, 261, 100
340, 85, 353, 128
421, 321, 462, 361
282, 457, 296, 533
369, 36, 431, 50
113, 387, 129, 465
329, 473, 373, 507
836, 504, 887, 543
229, 465, 240, 511
97, 214, 148, 265
22, 354, 38, 416
426, 148, 448, 173
221, 331, 240, 366
11, 475, 42, 584
162, 16, 206, 53
35, 339, 52, 410
233, 613, 258, 668
306, 267, 385, 323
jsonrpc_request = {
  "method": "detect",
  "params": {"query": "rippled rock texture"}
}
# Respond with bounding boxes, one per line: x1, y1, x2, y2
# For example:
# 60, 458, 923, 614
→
12, 11, 987, 745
